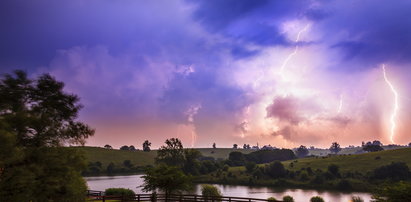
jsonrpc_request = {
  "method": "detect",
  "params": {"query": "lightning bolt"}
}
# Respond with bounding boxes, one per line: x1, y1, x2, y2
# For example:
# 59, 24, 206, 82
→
382, 64, 399, 144
279, 24, 310, 80
337, 94, 343, 114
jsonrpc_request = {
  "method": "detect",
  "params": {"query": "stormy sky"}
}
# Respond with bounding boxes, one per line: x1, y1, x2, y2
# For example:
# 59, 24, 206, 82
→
1, 0, 411, 148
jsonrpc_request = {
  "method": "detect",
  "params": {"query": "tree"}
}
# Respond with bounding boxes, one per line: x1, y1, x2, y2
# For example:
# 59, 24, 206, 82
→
0, 70, 94, 201
243, 144, 247, 149
141, 165, 191, 198
123, 160, 133, 168
143, 140, 151, 152
120, 145, 129, 150
104, 144, 113, 149
129, 145, 136, 151
182, 149, 202, 175
155, 138, 185, 166
296, 145, 309, 158
409, 142, 411, 147
372, 181, 411, 202
228, 151, 245, 166
233, 144, 238, 149
264, 161, 286, 178
201, 184, 222, 200
329, 142, 341, 154
372, 162, 410, 180
362, 144, 383, 152
213, 143, 216, 149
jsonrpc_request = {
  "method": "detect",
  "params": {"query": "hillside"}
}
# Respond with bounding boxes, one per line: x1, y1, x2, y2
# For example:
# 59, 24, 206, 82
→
283, 148, 411, 174
75, 146, 252, 168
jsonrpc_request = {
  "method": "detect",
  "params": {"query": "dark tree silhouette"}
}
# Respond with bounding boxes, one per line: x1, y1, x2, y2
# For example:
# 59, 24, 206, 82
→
143, 140, 151, 152
104, 144, 113, 149
233, 144, 238, 149
296, 145, 309, 158
0, 70, 94, 201
212, 142, 216, 149
129, 145, 136, 151
363, 144, 384, 152
329, 142, 342, 154
156, 138, 185, 166
120, 145, 129, 150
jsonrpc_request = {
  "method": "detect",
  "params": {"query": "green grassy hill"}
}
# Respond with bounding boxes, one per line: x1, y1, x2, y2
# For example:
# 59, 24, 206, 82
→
75, 146, 252, 168
283, 148, 411, 174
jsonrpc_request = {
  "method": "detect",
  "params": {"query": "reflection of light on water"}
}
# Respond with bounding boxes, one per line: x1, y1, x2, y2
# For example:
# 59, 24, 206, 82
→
85, 175, 372, 201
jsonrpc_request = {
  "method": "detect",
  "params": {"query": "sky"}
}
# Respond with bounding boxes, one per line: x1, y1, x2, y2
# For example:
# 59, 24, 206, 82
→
1, 0, 411, 149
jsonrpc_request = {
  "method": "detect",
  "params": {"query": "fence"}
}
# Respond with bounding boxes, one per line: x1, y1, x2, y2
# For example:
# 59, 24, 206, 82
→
86, 190, 282, 202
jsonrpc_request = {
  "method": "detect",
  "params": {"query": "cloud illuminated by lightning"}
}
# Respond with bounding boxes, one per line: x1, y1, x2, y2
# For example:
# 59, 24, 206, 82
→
279, 24, 310, 80
337, 94, 343, 114
382, 64, 399, 144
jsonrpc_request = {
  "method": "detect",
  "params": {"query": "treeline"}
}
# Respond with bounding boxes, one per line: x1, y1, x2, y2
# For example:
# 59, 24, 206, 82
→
227, 149, 296, 166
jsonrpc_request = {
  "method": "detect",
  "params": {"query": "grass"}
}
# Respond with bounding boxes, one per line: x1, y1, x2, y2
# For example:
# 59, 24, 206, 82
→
228, 148, 411, 174
75, 146, 251, 168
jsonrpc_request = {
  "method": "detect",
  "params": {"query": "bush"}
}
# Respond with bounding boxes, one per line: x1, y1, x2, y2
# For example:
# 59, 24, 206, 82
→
267, 197, 278, 202
372, 162, 410, 180
310, 196, 324, 202
105, 188, 135, 196
351, 196, 364, 202
283, 195, 294, 202
372, 181, 411, 202
327, 164, 340, 177
337, 179, 352, 190
245, 161, 257, 173
265, 161, 286, 178
201, 185, 222, 201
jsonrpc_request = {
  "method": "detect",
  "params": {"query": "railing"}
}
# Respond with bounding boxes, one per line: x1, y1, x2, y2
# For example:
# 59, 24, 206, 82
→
86, 190, 281, 202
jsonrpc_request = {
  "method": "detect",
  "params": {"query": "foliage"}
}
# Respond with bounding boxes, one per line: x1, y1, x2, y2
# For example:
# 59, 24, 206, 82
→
351, 196, 364, 202
104, 144, 113, 149
201, 184, 222, 201
296, 145, 309, 158
141, 164, 191, 196
372, 181, 411, 202
372, 162, 410, 180
310, 196, 325, 202
265, 161, 287, 178
228, 151, 245, 166
120, 145, 130, 150
245, 149, 296, 164
143, 140, 151, 152
0, 71, 93, 201
283, 195, 295, 202
329, 142, 341, 154
327, 164, 340, 177
129, 145, 136, 151
105, 188, 136, 196
245, 161, 257, 173
183, 149, 202, 175
233, 144, 238, 149
363, 144, 384, 152
267, 197, 278, 202
337, 179, 352, 190
156, 138, 185, 166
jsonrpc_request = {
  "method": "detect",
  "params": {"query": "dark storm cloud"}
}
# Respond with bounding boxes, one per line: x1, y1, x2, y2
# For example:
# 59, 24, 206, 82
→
315, 0, 411, 69
188, 0, 312, 47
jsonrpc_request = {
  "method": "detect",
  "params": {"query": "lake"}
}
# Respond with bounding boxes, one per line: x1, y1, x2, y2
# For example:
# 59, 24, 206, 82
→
85, 175, 373, 202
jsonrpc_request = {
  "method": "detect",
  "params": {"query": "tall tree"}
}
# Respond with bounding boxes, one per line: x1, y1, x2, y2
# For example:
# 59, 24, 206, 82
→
141, 165, 191, 198
0, 70, 94, 201
143, 140, 151, 152
296, 145, 309, 158
329, 142, 342, 154
155, 138, 185, 166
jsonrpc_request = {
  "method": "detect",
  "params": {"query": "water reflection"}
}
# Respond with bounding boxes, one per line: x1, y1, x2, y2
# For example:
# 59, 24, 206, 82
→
85, 175, 372, 202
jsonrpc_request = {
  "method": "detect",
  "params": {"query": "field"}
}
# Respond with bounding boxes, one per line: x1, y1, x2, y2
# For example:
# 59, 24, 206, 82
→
228, 148, 411, 174
75, 146, 252, 168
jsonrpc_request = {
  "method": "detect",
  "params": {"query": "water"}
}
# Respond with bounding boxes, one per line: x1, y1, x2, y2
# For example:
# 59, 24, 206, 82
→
85, 175, 372, 202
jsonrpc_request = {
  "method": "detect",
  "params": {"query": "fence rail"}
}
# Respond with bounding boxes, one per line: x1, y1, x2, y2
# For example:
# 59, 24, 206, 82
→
86, 190, 282, 202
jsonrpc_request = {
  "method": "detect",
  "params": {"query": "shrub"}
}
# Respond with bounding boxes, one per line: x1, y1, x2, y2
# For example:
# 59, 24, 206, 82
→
283, 195, 294, 202
201, 184, 222, 201
337, 179, 352, 190
267, 197, 278, 202
372, 162, 410, 180
310, 196, 324, 202
351, 196, 364, 202
372, 181, 411, 202
327, 164, 340, 177
264, 161, 286, 178
245, 161, 257, 173
105, 188, 135, 196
